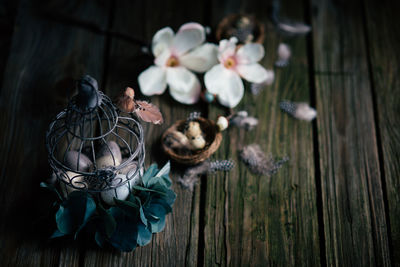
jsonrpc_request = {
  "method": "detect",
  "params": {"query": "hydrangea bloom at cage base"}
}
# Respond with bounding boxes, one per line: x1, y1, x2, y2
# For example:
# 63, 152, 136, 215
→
43, 75, 175, 251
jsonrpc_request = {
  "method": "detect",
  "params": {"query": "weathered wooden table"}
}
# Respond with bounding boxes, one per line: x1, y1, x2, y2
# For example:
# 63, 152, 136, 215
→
0, 0, 398, 266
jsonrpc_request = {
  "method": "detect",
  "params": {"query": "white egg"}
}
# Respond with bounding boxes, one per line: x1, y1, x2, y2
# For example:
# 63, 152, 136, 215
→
216, 116, 229, 131
95, 155, 121, 169
59, 171, 87, 197
64, 151, 93, 171
119, 159, 144, 187
100, 174, 130, 205
97, 141, 122, 163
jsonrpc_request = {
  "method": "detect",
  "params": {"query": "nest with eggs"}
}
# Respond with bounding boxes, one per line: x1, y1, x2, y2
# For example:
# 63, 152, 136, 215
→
162, 117, 222, 165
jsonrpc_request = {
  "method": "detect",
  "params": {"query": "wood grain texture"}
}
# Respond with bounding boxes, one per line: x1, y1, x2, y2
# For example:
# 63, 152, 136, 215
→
82, 0, 206, 266
0, 0, 109, 266
0, 0, 19, 94
310, 0, 391, 266
363, 0, 400, 265
204, 0, 320, 266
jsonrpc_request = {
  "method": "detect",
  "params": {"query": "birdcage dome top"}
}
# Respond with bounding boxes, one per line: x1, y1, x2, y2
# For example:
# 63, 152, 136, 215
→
46, 75, 145, 192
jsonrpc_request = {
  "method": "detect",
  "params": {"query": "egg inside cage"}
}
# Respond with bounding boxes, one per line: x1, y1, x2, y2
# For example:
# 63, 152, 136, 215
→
46, 75, 145, 204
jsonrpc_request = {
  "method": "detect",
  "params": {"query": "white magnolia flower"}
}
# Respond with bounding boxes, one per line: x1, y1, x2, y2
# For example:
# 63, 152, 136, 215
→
138, 23, 218, 104
204, 37, 274, 108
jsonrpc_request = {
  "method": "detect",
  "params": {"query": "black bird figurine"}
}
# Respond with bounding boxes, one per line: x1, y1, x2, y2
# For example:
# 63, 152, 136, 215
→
76, 75, 102, 110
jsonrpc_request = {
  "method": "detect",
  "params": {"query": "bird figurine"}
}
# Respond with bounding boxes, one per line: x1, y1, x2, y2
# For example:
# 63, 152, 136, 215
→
76, 75, 102, 110
118, 87, 164, 124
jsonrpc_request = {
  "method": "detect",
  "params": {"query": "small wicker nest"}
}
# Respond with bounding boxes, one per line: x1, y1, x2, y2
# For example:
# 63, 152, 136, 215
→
216, 14, 265, 45
162, 117, 222, 165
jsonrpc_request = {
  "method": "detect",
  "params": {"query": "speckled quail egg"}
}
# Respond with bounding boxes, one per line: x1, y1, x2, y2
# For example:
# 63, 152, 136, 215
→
190, 135, 206, 150
185, 121, 202, 139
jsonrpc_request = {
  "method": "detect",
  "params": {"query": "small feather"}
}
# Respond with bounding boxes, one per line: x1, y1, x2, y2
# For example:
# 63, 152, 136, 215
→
280, 100, 316, 121
134, 100, 164, 124
276, 21, 311, 35
178, 160, 234, 191
275, 43, 291, 67
230, 111, 258, 130
240, 144, 288, 176
124, 87, 135, 99
118, 95, 135, 112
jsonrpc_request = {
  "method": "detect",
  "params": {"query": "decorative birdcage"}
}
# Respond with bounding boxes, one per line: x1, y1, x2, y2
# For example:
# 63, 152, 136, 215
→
46, 75, 145, 196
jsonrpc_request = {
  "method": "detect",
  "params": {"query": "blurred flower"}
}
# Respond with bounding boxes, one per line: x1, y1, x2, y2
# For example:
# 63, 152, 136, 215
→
204, 37, 274, 108
138, 23, 218, 104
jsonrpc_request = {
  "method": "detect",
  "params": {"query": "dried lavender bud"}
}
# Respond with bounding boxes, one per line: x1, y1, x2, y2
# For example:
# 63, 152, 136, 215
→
240, 144, 288, 176
187, 112, 201, 121
209, 160, 234, 172
280, 100, 316, 121
280, 100, 297, 115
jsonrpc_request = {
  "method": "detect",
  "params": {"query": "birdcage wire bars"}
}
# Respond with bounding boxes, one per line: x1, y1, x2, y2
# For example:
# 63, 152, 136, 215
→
46, 89, 145, 194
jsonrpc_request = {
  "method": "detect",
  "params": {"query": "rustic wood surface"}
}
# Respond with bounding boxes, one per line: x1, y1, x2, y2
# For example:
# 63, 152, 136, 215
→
310, 0, 391, 266
363, 0, 400, 265
204, 0, 320, 266
0, 0, 398, 266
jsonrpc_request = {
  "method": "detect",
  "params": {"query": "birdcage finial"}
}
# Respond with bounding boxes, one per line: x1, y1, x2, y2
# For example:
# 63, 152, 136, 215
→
76, 75, 102, 110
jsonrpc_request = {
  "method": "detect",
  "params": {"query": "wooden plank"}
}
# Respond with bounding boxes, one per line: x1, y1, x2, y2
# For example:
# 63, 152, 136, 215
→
204, 0, 320, 265
363, 0, 400, 264
310, 0, 391, 266
0, 0, 19, 92
83, 0, 206, 266
0, 0, 109, 266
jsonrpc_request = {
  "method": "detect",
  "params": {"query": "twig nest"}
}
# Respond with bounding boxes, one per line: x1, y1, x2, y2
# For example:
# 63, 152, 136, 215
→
216, 14, 265, 45
162, 117, 222, 165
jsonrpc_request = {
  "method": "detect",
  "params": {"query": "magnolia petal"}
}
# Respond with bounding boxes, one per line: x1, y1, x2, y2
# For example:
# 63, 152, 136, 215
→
179, 43, 218, 72
152, 27, 174, 57
166, 67, 201, 104
218, 37, 237, 63
138, 66, 167, 96
154, 49, 171, 67
236, 63, 272, 84
171, 23, 205, 56
236, 43, 265, 64
168, 82, 201, 104
204, 64, 244, 108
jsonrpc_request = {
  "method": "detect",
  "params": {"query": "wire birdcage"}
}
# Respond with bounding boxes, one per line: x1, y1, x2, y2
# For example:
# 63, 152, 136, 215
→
46, 75, 145, 195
